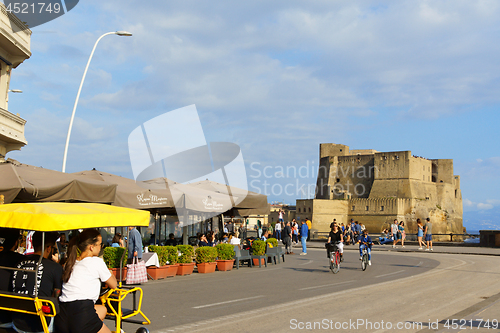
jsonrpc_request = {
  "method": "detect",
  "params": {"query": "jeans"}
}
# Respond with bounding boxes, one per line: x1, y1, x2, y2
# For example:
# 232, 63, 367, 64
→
301, 236, 307, 254
275, 230, 281, 240
379, 237, 393, 245
359, 244, 371, 260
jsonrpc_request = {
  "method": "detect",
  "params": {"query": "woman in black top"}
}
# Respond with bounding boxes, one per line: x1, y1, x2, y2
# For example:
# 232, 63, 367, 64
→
327, 223, 344, 260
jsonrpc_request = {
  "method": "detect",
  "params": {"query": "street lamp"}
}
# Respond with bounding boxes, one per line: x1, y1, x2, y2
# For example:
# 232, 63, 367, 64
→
8, 89, 23, 93
62, 31, 133, 173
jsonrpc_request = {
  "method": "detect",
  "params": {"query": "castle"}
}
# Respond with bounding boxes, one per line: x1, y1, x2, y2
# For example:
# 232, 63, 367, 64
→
296, 144, 463, 239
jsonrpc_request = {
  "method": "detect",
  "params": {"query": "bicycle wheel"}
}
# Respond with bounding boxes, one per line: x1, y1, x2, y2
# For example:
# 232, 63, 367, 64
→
361, 252, 368, 271
331, 251, 340, 274
328, 251, 337, 274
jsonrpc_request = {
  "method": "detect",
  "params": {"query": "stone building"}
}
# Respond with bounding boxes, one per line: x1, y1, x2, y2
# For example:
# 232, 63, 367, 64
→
297, 143, 463, 239
0, 6, 31, 162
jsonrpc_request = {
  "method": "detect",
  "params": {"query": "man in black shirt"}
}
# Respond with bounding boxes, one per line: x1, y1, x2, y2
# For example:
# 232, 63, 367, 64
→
164, 233, 178, 246
0, 228, 23, 329
282, 221, 293, 254
11, 232, 62, 333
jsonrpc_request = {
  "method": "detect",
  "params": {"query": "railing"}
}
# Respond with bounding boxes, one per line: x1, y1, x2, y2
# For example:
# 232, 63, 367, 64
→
312, 231, 480, 242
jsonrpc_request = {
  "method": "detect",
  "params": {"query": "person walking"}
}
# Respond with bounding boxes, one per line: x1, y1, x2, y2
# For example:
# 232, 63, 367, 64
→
127, 226, 143, 264
399, 221, 406, 248
275, 220, 282, 240
416, 219, 425, 249
282, 221, 293, 254
305, 218, 312, 241
391, 219, 400, 248
424, 218, 433, 251
300, 220, 309, 255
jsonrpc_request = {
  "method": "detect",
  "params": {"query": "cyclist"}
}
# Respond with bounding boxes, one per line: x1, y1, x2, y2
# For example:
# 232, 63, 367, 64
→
326, 222, 344, 261
357, 229, 373, 265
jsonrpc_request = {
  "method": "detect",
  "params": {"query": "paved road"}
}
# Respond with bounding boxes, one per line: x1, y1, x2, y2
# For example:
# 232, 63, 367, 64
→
111, 246, 447, 332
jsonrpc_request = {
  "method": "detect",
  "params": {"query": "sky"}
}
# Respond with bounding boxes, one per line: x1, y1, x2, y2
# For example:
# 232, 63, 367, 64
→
4, 0, 500, 229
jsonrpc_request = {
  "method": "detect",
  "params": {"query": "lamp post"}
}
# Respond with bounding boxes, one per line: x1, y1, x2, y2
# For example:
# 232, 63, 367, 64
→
8, 89, 23, 93
62, 31, 132, 173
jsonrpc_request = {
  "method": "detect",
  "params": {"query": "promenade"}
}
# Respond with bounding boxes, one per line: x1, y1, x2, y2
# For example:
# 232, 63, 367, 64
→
119, 242, 500, 333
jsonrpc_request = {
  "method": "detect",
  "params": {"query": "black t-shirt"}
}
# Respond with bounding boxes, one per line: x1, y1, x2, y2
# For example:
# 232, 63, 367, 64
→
11, 254, 63, 332
283, 225, 291, 239
165, 239, 177, 246
329, 230, 342, 243
0, 250, 24, 325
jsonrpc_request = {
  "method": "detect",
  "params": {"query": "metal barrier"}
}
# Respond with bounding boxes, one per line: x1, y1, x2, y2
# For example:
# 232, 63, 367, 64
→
312, 231, 479, 242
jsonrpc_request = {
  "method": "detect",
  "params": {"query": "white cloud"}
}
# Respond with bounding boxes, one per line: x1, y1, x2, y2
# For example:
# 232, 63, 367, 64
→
464, 198, 500, 211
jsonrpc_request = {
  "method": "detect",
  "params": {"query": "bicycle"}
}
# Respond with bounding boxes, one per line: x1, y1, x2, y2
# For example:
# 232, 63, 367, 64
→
326, 241, 341, 274
360, 242, 371, 271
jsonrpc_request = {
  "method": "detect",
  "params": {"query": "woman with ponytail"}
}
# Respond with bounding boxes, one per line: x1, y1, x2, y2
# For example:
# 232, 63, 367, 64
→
55, 229, 117, 333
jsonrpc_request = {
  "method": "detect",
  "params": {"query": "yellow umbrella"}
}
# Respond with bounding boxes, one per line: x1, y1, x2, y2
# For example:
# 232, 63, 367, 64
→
0, 202, 150, 231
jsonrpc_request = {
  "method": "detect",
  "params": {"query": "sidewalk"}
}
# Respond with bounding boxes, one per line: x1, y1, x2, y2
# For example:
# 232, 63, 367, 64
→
306, 239, 500, 256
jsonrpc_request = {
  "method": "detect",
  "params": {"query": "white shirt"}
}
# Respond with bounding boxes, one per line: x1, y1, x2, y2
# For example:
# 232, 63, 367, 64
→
59, 256, 112, 303
230, 237, 241, 245
275, 223, 281, 231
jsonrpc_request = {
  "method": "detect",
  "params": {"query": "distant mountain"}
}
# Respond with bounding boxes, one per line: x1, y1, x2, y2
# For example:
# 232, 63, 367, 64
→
463, 206, 500, 232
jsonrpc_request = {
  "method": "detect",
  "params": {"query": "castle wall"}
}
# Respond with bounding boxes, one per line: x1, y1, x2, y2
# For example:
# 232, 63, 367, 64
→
297, 199, 349, 233
331, 155, 375, 199
349, 198, 412, 232
320, 143, 349, 158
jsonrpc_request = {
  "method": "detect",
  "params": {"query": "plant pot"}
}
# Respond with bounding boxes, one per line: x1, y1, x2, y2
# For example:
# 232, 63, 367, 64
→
147, 265, 172, 280
197, 262, 217, 274
252, 258, 265, 267
165, 264, 179, 277
176, 263, 195, 276
216, 259, 235, 271
109, 267, 127, 281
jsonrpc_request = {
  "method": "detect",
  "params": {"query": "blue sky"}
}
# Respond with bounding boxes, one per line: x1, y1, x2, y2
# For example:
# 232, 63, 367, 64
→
4, 1, 500, 228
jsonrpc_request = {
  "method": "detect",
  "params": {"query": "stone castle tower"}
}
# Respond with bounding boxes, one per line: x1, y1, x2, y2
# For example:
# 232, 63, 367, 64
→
296, 144, 463, 239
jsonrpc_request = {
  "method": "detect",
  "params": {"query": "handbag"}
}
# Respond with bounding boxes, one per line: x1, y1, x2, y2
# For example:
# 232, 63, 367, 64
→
126, 257, 148, 284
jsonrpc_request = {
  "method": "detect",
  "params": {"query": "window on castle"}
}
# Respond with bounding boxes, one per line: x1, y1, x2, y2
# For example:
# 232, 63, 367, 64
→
423, 175, 425, 181
351, 206, 355, 211
336, 178, 340, 183
365, 206, 369, 211
308, 208, 311, 213
380, 206, 384, 211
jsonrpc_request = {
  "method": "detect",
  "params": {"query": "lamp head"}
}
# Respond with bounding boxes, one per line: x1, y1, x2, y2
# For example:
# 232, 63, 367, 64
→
116, 31, 132, 36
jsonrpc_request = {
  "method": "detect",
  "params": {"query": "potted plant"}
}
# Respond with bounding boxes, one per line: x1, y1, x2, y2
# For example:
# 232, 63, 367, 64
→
147, 245, 179, 279
176, 244, 195, 276
251, 240, 267, 267
103, 247, 127, 281
266, 238, 278, 248
215, 244, 235, 271
195, 246, 218, 273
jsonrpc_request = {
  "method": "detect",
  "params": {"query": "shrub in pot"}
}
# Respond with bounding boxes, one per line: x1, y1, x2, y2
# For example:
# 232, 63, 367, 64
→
266, 238, 278, 248
103, 247, 127, 281
251, 240, 266, 267
215, 244, 235, 271
147, 245, 179, 279
176, 244, 195, 276
252, 240, 266, 256
195, 246, 217, 274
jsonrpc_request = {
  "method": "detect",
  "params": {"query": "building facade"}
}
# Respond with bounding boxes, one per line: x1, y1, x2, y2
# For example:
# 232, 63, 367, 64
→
299, 144, 463, 239
0, 5, 31, 162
